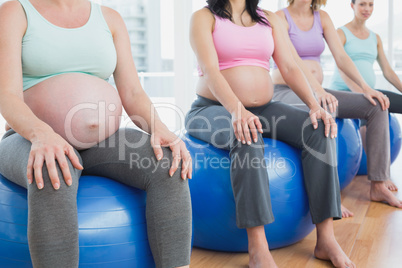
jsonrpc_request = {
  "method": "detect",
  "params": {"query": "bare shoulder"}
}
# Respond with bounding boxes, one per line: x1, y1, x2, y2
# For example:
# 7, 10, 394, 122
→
100, 5, 126, 35
274, 9, 285, 19
261, 9, 281, 28
191, 7, 214, 24
0, 1, 27, 34
318, 9, 330, 20
336, 28, 346, 37
375, 33, 381, 42
0, 0, 27, 22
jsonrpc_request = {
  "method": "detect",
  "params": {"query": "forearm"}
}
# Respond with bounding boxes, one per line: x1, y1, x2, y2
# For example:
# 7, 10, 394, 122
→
282, 66, 320, 110
339, 69, 364, 93
203, 71, 244, 114
293, 55, 325, 94
0, 93, 53, 142
122, 90, 169, 134
384, 71, 402, 93
336, 55, 369, 92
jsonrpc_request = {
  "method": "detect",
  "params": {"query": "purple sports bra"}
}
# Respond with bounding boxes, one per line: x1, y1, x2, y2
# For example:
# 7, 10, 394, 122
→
274, 8, 325, 68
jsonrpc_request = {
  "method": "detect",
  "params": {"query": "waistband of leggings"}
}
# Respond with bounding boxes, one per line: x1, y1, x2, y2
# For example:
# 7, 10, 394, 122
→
192, 94, 222, 107
273, 84, 291, 91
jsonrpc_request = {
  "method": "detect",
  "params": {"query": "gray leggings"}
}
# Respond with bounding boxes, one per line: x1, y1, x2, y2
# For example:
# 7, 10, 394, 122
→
0, 128, 192, 268
185, 95, 342, 228
274, 84, 390, 181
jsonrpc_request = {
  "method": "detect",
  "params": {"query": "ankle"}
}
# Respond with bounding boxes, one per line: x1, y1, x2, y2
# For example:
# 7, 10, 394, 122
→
315, 220, 335, 242
371, 181, 385, 187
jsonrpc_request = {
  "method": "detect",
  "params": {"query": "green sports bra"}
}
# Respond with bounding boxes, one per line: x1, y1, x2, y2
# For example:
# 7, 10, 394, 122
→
18, 0, 117, 91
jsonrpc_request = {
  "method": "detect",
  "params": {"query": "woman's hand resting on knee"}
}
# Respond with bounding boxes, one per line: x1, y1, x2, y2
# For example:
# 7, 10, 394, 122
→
309, 106, 338, 139
151, 127, 192, 180
231, 105, 263, 145
27, 126, 83, 190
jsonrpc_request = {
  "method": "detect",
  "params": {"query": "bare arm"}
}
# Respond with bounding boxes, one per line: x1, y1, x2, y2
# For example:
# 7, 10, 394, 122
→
275, 10, 338, 113
269, 11, 336, 137
335, 28, 366, 92
0, 1, 82, 189
190, 9, 244, 115
376, 34, 402, 93
323, 12, 389, 109
190, 8, 263, 145
102, 7, 191, 179
322, 11, 370, 93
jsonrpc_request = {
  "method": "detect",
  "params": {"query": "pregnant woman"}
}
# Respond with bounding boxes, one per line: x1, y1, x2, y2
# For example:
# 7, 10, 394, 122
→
0, 0, 192, 267
185, 0, 354, 267
329, 0, 402, 114
271, 0, 402, 215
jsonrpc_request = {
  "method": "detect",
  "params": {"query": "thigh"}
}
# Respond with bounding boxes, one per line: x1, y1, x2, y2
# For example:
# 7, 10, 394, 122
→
0, 130, 82, 189
377, 89, 402, 114
273, 84, 309, 112
185, 104, 234, 149
326, 89, 377, 119
80, 128, 178, 190
0, 130, 35, 188
256, 101, 322, 149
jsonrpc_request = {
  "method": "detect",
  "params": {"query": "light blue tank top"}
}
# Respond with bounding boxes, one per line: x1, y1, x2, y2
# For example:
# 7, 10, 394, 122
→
18, 0, 117, 91
329, 26, 377, 91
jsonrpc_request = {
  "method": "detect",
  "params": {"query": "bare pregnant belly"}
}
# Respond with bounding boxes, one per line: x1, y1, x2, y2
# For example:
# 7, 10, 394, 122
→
23, 73, 123, 149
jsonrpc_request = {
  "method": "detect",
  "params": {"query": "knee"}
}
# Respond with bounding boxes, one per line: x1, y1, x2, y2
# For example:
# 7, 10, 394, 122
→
147, 148, 190, 190
29, 156, 82, 195
368, 99, 388, 118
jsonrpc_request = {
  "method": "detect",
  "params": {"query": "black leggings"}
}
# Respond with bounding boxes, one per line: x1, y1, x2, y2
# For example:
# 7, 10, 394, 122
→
378, 89, 402, 114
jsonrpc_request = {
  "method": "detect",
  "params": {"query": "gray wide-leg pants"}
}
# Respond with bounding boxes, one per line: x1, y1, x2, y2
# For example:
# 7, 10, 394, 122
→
185, 95, 342, 228
274, 84, 390, 181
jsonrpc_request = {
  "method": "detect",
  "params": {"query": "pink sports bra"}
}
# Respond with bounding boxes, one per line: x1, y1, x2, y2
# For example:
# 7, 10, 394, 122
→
198, 9, 275, 76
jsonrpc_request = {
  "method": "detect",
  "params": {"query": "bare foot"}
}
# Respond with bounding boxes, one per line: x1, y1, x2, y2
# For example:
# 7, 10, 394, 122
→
341, 204, 354, 218
314, 237, 355, 268
370, 181, 402, 208
384, 179, 398, 191
249, 247, 277, 268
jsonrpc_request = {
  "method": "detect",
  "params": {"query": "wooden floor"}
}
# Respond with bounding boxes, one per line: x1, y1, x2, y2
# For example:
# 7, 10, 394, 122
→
191, 145, 402, 267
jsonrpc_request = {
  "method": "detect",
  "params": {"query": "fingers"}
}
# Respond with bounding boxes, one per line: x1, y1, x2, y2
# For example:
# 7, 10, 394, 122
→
322, 111, 331, 138
321, 97, 328, 112
56, 150, 73, 187
310, 112, 318, 129
366, 94, 377, 106
66, 146, 83, 170
180, 144, 192, 180
328, 95, 338, 114
242, 119, 252, 145
169, 144, 181, 177
248, 118, 259, 143
382, 94, 390, 110
235, 121, 245, 144
376, 93, 387, 111
45, 153, 61, 190
27, 153, 34, 185
329, 116, 338, 139
152, 144, 163, 161
33, 154, 44, 190
322, 110, 337, 138
254, 117, 263, 134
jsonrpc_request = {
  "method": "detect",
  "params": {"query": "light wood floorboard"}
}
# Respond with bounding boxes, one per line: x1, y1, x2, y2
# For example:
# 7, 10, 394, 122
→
191, 129, 402, 268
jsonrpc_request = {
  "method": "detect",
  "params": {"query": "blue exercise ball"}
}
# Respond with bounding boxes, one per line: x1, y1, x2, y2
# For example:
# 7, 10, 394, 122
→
357, 114, 402, 175
336, 119, 363, 189
184, 134, 314, 252
0, 175, 155, 268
